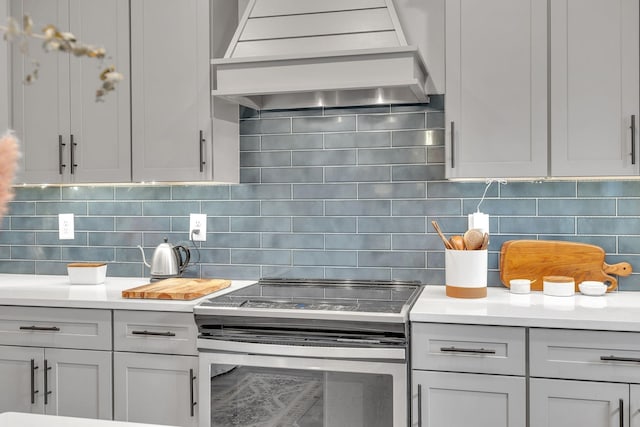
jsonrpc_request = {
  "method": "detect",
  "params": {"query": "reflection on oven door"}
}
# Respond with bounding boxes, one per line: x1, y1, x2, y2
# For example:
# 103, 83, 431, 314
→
210, 366, 393, 427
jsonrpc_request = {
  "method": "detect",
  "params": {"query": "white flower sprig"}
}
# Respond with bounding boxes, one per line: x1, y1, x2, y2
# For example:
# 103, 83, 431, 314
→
1, 15, 123, 101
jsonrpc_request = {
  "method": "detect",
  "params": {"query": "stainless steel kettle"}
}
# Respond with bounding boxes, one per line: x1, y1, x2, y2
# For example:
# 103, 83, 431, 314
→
138, 238, 190, 281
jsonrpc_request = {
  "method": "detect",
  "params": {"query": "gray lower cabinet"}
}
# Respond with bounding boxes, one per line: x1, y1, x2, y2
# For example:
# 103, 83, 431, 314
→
530, 327, 640, 427
0, 306, 112, 418
112, 310, 199, 427
113, 352, 198, 427
411, 323, 526, 427
0, 346, 112, 418
414, 371, 525, 427
530, 378, 640, 427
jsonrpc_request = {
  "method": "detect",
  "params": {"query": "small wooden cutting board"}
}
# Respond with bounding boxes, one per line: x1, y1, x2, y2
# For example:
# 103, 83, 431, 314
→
500, 240, 632, 292
122, 278, 231, 300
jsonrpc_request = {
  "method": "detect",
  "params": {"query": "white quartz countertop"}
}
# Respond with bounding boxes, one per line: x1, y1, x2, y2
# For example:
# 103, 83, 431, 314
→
411, 285, 640, 332
0, 274, 255, 312
0, 412, 176, 427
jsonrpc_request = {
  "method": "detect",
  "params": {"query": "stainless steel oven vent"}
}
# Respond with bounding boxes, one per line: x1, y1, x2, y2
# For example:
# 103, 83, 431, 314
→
212, 0, 429, 109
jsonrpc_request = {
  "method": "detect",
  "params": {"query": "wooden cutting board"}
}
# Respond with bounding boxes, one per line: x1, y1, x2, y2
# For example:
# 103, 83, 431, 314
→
500, 240, 632, 292
122, 278, 231, 300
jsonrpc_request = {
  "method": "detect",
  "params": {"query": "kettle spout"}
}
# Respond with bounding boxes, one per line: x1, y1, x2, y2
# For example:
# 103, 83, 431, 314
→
137, 245, 151, 268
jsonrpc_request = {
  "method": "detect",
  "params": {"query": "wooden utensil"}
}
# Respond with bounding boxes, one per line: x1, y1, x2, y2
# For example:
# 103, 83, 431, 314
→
500, 240, 632, 292
431, 220, 453, 250
463, 228, 485, 250
449, 235, 465, 250
479, 232, 490, 250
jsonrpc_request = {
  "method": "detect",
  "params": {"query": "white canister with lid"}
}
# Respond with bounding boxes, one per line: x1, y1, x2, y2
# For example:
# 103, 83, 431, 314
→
543, 275, 575, 297
509, 279, 531, 294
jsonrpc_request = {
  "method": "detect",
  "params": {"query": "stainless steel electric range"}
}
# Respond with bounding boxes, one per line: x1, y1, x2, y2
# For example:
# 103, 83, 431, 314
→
195, 278, 423, 427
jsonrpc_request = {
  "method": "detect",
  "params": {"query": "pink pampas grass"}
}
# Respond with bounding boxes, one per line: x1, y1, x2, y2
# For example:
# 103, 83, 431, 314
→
0, 131, 20, 218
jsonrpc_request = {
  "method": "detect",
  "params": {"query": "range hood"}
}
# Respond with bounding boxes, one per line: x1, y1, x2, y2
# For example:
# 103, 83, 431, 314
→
212, 0, 429, 110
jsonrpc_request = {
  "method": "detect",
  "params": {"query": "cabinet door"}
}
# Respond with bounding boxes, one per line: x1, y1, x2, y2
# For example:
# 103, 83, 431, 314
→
445, 0, 548, 179
68, 0, 131, 183
0, 0, 9, 132
44, 348, 112, 419
114, 352, 198, 427
131, 0, 212, 182
412, 370, 526, 427
530, 378, 627, 427
0, 345, 43, 414
10, 0, 131, 184
550, 0, 639, 176
631, 385, 640, 427
10, 0, 70, 184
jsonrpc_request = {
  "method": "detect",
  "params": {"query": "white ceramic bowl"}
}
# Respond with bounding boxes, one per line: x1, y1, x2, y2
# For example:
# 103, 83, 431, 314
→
67, 263, 107, 285
509, 279, 531, 294
579, 281, 607, 296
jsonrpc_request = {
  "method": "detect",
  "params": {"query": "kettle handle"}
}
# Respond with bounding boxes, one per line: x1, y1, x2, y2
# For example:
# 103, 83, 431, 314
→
175, 245, 191, 274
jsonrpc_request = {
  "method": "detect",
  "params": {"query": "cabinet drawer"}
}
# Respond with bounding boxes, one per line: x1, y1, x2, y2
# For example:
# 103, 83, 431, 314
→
412, 323, 526, 375
0, 306, 111, 350
530, 328, 640, 382
114, 310, 197, 355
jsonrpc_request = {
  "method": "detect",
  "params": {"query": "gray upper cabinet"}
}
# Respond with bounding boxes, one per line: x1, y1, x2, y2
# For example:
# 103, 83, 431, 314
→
0, 1, 9, 132
550, 0, 640, 176
130, 0, 213, 183
445, 0, 549, 179
10, 0, 131, 184
445, 0, 640, 179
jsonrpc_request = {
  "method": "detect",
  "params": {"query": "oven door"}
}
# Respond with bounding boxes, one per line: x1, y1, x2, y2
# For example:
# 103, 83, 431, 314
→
198, 339, 407, 427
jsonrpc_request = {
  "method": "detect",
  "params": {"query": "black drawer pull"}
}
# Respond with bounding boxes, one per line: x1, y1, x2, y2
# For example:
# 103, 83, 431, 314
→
631, 114, 636, 165
440, 346, 496, 355
131, 330, 176, 337
417, 384, 423, 427
20, 326, 61, 332
44, 359, 52, 405
600, 355, 640, 363
30, 359, 39, 404
190, 368, 197, 417
619, 398, 624, 427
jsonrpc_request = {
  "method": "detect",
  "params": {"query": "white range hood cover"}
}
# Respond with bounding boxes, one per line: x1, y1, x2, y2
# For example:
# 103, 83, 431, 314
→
212, 0, 429, 110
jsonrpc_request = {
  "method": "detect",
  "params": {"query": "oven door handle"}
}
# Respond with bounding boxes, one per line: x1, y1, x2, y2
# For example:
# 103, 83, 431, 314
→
197, 338, 406, 360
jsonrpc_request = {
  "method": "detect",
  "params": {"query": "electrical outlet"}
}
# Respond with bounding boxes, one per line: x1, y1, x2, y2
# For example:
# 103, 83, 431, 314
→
58, 213, 75, 240
189, 213, 207, 241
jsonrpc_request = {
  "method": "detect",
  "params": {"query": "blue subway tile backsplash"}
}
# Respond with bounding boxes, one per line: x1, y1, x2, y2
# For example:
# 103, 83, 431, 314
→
2, 95, 640, 289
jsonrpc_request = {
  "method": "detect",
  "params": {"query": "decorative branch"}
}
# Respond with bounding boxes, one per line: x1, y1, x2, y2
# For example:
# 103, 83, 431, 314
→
1, 15, 123, 101
0, 132, 20, 219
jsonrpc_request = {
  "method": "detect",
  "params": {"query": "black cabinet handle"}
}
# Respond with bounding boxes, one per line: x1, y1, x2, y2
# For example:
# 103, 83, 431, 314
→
70, 134, 77, 174
44, 359, 51, 405
58, 135, 66, 175
131, 330, 176, 337
619, 398, 624, 427
631, 115, 636, 165
30, 359, 39, 404
20, 326, 61, 332
450, 121, 455, 168
417, 384, 422, 427
190, 368, 197, 417
440, 346, 496, 355
601, 355, 640, 363
199, 130, 206, 173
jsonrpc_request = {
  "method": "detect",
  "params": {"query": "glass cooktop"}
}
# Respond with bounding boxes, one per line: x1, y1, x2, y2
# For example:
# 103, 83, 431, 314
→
197, 278, 423, 314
